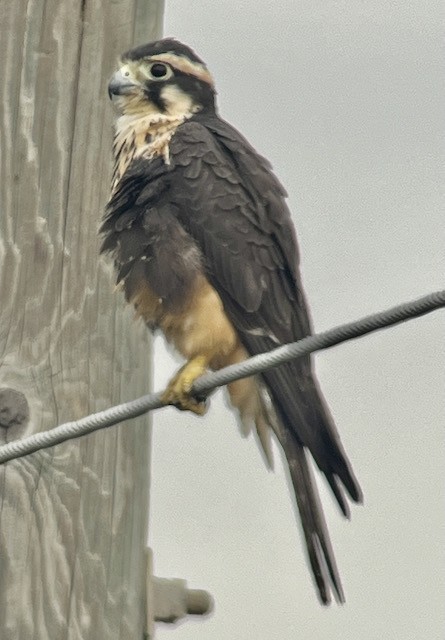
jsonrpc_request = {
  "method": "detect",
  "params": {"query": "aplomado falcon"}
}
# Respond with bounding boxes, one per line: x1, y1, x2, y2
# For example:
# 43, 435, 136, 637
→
101, 38, 362, 605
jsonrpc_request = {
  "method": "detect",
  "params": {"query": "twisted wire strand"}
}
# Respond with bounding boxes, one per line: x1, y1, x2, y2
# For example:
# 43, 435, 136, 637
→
0, 289, 444, 465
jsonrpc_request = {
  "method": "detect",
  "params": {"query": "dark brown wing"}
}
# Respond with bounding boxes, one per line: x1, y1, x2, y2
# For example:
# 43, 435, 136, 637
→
168, 118, 360, 482
167, 117, 362, 603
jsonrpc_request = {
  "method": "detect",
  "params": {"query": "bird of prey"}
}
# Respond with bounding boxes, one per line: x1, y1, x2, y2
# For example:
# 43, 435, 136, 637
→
101, 38, 362, 605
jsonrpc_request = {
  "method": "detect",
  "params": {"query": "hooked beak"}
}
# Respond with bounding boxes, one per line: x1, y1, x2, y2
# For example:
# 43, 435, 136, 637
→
108, 69, 138, 98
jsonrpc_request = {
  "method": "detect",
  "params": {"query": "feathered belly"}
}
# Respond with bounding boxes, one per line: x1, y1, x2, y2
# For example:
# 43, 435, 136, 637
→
125, 264, 271, 461
126, 266, 238, 368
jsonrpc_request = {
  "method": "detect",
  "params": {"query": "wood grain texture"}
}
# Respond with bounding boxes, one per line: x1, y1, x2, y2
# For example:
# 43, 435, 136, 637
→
0, 1, 164, 637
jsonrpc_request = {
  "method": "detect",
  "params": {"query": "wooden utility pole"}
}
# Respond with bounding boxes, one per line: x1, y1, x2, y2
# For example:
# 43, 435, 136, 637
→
0, 1, 164, 638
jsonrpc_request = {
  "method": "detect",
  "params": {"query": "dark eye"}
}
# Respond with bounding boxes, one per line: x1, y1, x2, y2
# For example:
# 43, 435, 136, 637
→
148, 63, 172, 80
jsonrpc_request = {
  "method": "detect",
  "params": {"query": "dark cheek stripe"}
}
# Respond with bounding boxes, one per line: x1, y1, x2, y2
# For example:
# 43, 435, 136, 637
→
145, 86, 166, 112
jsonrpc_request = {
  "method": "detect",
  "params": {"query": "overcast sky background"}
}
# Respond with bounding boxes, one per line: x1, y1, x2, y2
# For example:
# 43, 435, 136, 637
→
148, 2, 444, 639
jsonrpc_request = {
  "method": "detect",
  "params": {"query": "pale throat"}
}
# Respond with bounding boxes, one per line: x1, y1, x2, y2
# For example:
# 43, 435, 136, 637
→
110, 85, 200, 194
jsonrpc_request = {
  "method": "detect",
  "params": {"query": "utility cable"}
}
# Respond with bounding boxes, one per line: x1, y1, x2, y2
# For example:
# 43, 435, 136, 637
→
0, 289, 444, 465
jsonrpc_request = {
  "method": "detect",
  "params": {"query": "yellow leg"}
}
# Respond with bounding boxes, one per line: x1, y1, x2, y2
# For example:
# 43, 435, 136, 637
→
161, 355, 209, 415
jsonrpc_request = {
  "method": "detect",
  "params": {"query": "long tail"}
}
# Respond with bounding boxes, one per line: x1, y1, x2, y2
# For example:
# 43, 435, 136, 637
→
272, 413, 345, 603
224, 343, 362, 603
261, 360, 363, 604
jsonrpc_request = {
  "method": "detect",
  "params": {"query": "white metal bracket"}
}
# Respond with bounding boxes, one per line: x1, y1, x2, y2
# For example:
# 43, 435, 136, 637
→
145, 548, 213, 638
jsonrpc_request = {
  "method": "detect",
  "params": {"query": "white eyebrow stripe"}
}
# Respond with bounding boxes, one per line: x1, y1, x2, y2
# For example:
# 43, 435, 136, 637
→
147, 53, 214, 87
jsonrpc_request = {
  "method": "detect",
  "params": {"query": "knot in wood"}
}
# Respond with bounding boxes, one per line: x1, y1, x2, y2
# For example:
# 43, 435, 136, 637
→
0, 388, 30, 429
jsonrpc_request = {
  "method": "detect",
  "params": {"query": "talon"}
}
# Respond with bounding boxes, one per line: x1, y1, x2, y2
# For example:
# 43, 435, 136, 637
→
161, 355, 209, 416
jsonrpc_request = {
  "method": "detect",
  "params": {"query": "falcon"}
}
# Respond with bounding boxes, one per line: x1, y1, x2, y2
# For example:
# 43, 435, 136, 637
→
101, 38, 362, 604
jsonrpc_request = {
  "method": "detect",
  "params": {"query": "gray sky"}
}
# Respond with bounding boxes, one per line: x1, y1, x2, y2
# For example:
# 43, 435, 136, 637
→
149, 2, 444, 639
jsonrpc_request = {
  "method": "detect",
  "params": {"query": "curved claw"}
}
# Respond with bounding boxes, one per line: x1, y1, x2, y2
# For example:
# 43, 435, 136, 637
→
161, 355, 209, 416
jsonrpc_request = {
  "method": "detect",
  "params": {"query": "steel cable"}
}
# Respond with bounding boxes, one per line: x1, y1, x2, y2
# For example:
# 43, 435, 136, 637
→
0, 289, 444, 465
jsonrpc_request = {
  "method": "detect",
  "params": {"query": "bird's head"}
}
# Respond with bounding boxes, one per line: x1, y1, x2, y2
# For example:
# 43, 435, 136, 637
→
108, 38, 216, 118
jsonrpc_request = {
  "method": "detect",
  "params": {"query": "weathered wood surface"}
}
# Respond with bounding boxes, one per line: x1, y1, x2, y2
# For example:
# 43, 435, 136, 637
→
0, 1, 164, 638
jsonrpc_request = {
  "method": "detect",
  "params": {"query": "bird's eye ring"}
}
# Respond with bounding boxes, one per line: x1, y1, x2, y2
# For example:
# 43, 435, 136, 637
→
146, 62, 173, 81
